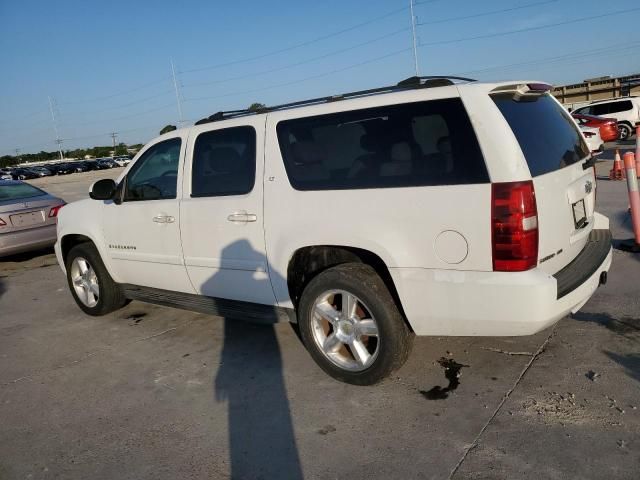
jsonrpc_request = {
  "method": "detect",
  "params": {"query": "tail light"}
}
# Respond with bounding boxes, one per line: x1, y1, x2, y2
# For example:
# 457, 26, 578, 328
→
491, 181, 538, 272
0, 218, 6, 227
49, 204, 65, 218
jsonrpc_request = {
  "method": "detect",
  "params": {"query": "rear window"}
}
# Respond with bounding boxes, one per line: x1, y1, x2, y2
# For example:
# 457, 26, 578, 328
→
492, 94, 589, 177
0, 183, 46, 201
276, 98, 488, 191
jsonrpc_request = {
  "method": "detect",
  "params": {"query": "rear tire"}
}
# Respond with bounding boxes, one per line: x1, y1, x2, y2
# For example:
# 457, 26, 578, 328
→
298, 263, 413, 385
66, 243, 126, 316
618, 123, 632, 140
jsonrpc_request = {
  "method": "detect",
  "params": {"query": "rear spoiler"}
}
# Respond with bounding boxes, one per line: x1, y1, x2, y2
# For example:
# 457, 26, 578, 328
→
490, 83, 552, 101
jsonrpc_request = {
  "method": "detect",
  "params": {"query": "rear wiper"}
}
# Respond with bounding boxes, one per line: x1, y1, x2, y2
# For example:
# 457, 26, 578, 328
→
582, 156, 597, 170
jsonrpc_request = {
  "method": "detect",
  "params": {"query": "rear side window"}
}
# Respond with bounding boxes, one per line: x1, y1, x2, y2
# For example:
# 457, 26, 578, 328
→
276, 99, 488, 191
493, 94, 589, 177
191, 126, 256, 197
608, 100, 632, 113
0, 183, 46, 201
591, 103, 610, 116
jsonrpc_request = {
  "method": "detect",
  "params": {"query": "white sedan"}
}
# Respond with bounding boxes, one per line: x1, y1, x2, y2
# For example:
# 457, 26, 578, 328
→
580, 125, 604, 154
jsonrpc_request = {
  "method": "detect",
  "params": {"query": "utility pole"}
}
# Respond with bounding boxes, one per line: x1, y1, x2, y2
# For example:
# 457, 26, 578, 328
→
48, 96, 64, 160
410, 0, 420, 76
170, 58, 184, 126
110, 132, 118, 156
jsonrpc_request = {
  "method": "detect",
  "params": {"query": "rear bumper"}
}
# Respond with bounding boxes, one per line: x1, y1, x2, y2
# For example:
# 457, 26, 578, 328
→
390, 228, 612, 337
0, 224, 57, 257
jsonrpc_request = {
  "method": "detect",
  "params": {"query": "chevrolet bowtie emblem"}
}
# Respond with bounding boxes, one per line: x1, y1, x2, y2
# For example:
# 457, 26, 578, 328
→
585, 180, 593, 194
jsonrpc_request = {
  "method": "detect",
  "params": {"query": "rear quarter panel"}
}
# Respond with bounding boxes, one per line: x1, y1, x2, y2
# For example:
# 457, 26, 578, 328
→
263, 89, 493, 308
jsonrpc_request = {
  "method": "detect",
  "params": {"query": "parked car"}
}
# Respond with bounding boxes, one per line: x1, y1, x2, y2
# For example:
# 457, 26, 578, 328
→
0, 180, 65, 257
573, 97, 640, 140
113, 156, 131, 167
0, 168, 13, 180
96, 159, 117, 169
80, 161, 100, 171
9, 168, 39, 180
55, 77, 612, 385
572, 113, 618, 142
29, 166, 54, 177
47, 163, 73, 175
580, 125, 604, 153
68, 162, 88, 173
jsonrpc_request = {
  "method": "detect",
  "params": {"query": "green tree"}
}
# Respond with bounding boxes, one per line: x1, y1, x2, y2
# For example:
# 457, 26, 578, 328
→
248, 102, 266, 112
160, 125, 177, 135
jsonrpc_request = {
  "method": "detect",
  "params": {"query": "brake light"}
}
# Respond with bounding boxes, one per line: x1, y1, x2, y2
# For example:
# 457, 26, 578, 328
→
0, 218, 6, 227
491, 181, 539, 272
49, 204, 65, 218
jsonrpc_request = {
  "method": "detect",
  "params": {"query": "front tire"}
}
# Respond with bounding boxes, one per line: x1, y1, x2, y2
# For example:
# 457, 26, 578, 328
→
298, 263, 413, 385
66, 243, 126, 316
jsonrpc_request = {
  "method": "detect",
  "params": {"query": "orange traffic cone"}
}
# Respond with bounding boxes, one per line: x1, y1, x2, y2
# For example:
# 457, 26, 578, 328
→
609, 149, 625, 180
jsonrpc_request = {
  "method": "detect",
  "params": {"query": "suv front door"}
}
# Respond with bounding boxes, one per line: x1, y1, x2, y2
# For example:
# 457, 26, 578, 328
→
102, 133, 194, 292
180, 118, 276, 305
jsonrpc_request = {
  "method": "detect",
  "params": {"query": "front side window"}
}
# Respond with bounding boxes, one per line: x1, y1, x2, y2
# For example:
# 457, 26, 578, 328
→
124, 138, 181, 201
191, 126, 256, 197
276, 99, 488, 191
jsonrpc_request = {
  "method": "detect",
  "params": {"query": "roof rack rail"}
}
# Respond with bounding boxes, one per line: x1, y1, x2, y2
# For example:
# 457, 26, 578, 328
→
396, 75, 476, 88
193, 75, 477, 125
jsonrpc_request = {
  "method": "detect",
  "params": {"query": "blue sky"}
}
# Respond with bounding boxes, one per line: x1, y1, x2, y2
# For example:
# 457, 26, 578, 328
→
1, 0, 639, 155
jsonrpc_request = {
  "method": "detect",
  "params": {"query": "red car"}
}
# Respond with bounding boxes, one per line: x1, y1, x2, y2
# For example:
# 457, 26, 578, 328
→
571, 113, 619, 142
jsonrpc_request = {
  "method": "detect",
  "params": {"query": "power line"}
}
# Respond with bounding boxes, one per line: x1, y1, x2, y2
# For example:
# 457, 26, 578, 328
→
73, 102, 176, 127
458, 40, 640, 76
66, 90, 175, 118
418, 0, 557, 26
419, 6, 640, 47
186, 46, 412, 103
57, 77, 172, 106
182, 27, 410, 89
180, 5, 410, 74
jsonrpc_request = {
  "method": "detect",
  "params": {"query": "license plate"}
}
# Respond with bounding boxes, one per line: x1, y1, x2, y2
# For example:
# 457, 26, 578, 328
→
10, 211, 45, 227
572, 199, 587, 229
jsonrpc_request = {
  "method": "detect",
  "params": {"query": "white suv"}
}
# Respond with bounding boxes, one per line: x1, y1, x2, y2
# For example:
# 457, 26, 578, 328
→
55, 77, 612, 385
573, 97, 640, 140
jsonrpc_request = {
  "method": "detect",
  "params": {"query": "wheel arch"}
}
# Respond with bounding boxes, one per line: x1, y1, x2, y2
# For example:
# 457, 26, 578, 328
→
60, 234, 95, 264
286, 245, 411, 330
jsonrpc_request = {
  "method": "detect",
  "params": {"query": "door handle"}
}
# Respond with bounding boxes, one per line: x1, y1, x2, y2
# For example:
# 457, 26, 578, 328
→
153, 215, 175, 223
227, 212, 257, 223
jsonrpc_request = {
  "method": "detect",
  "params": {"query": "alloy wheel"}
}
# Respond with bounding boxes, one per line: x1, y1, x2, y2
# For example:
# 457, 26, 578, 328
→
70, 256, 100, 307
310, 290, 380, 372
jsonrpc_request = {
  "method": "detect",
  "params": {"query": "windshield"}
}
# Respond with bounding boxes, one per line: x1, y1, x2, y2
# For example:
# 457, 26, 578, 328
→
492, 93, 589, 177
0, 183, 47, 201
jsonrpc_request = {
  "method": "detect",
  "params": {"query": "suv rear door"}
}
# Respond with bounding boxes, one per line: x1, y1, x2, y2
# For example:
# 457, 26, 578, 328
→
491, 90, 596, 274
179, 117, 276, 305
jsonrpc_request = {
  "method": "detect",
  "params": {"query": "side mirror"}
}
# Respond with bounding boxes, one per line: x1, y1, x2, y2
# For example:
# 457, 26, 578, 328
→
90, 179, 117, 200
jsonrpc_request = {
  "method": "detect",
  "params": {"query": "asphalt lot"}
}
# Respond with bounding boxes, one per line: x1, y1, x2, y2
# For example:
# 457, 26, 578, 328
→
1, 145, 638, 479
